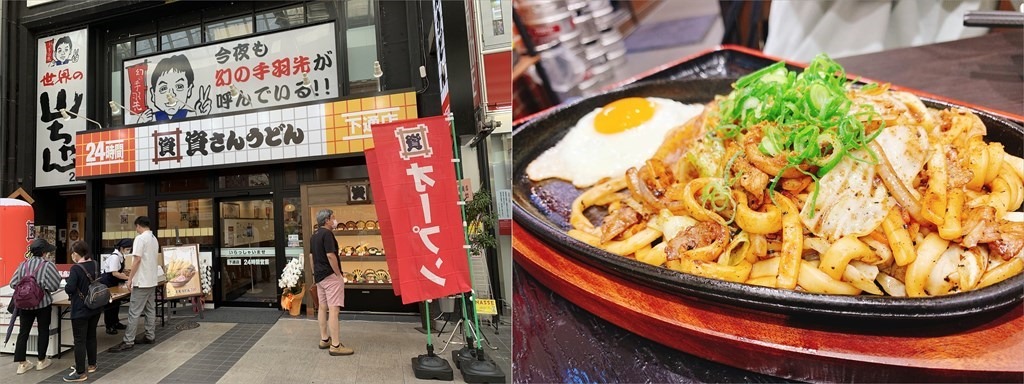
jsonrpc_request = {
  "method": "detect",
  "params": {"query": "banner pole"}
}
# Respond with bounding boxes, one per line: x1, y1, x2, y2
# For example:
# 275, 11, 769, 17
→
424, 299, 434, 354
448, 114, 484, 351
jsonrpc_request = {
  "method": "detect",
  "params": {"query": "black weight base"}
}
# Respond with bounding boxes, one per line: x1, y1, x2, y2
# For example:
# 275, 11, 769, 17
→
452, 346, 477, 369
459, 357, 506, 383
412, 355, 454, 381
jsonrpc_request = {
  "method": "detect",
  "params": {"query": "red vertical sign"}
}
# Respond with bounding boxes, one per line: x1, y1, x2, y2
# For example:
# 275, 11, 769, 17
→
364, 148, 401, 296
126, 62, 149, 114
44, 39, 55, 64
370, 115, 471, 304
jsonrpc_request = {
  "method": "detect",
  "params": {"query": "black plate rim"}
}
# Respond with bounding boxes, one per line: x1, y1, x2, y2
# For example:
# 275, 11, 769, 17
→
513, 77, 1024, 321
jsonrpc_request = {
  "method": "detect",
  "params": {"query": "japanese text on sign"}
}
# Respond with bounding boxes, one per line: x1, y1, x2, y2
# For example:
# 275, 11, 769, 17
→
122, 23, 338, 125
36, 28, 88, 187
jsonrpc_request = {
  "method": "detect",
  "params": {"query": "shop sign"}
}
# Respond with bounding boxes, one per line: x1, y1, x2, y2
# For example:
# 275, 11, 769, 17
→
221, 247, 275, 257
368, 116, 472, 304
475, 298, 498, 315
122, 23, 338, 125
75, 91, 418, 179
36, 28, 88, 187
226, 258, 270, 266
432, 0, 449, 114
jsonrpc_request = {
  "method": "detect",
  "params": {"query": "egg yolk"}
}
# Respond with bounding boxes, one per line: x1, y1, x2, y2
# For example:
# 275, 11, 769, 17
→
594, 97, 656, 134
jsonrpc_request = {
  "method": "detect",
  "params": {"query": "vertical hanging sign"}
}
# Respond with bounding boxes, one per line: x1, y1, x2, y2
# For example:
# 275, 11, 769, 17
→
370, 115, 471, 304
432, 0, 449, 114
36, 28, 88, 187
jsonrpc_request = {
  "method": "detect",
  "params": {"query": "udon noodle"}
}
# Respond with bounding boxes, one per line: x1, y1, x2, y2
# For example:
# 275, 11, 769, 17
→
563, 55, 1024, 296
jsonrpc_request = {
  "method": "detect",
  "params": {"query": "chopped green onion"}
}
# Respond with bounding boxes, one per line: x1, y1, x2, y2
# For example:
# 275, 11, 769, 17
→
713, 54, 883, 214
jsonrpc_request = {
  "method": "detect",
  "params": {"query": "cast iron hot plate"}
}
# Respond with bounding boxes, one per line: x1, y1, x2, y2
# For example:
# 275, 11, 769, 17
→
513, 77, 1024, 320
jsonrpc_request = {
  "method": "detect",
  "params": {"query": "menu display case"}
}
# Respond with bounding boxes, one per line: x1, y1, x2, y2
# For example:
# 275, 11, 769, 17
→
301, 180, 416, 314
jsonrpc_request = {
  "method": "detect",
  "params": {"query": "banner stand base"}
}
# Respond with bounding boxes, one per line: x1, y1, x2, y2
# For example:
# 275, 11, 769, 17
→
412, 354, 454, 381
458, 354, 506, 383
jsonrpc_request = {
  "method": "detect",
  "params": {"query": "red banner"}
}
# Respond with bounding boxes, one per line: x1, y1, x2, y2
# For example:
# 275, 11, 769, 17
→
370, 115, 471, 304
126, 62, 149, 114
364, 148, 401, 296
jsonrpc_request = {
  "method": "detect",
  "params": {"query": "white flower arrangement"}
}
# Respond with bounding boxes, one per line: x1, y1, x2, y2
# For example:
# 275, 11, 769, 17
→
200, 260, 212, 297
279, 257, 304, 295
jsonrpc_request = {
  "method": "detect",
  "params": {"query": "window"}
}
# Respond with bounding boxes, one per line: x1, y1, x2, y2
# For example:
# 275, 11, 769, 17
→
161, 26, 202, 51
257, 5, 304, 33
136, 35, 157, 56
103, 206, 148, 250
104, 181, 146, 198
157, 199, 214, 247
306, 2, 332, 23
110, 41, 133, 127
218, 173, 271, 189
159, 174, 210, 193
205, 15, 254, 42
346, 0, 378, 95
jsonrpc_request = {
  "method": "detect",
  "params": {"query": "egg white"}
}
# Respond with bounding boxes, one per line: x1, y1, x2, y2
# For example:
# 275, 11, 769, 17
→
526, 97, 704, 188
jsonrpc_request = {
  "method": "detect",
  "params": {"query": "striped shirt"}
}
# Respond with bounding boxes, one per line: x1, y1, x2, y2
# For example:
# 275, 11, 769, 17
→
9, 257, 62, 309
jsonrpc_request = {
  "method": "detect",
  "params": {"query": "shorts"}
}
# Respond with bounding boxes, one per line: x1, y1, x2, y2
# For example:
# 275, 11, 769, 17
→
317, 274, 345, 308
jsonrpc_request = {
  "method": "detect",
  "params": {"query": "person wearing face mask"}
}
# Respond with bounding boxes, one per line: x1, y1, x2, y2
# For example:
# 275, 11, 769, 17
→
9, 239, 61, 375
311, 209, 353, 356
100, 239, 132, 335
63, 241, 103, 382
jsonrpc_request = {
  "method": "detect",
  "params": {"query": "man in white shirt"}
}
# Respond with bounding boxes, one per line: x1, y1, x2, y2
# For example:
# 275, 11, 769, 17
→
108, 217, 160, 352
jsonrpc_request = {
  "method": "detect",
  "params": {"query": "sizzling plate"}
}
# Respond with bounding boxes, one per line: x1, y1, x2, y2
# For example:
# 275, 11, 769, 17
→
513, 78, 1024, 320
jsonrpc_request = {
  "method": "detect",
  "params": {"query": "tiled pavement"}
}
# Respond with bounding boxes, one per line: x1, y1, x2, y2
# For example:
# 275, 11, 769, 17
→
1, 309, 512, 383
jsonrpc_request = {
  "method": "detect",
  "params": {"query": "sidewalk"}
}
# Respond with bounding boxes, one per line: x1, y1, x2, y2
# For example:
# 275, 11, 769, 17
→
1, 308, 511, 383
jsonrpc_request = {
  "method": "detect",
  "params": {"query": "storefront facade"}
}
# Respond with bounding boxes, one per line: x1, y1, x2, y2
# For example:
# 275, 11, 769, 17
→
0, 0, 509, 313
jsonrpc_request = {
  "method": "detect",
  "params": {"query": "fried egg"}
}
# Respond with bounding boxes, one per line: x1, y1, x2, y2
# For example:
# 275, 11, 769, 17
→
526, 97, 704, 188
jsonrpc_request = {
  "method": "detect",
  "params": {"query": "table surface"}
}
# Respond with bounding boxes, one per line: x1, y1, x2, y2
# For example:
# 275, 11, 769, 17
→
53, 286, 131, 306
512, 31, 1024, 383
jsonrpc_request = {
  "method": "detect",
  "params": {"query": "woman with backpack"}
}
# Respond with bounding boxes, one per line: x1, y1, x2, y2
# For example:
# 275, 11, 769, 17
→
9, 238, 61, 374
63, 240, 103, 382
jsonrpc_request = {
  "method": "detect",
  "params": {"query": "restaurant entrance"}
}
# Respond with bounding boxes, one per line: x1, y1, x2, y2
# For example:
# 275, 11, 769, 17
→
216, 197, 278, 308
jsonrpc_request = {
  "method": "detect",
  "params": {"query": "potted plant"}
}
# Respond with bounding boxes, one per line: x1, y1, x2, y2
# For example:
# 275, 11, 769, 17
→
465, 189, 498, 256
279, 257, 305, 315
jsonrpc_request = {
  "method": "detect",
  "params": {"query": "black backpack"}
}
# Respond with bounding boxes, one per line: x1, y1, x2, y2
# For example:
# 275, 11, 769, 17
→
75, 262, 111, 310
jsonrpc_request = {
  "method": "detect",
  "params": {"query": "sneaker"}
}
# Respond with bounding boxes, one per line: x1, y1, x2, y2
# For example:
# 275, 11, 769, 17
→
16, 361, 33, 374
36, 358, 52, 370
63, 372, 88, 382
68, 365, 97, 373
138, 336, 156, 344
107, 342, 134, 352
329, 343, 354, 356
318, 337, 331, 350
105, 328, 118, 335
113, 323, 127, 330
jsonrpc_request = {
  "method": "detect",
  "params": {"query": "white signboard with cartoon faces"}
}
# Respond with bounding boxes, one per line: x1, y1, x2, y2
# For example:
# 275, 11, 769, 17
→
36, 28, 88, 187
122, 23, 339, 125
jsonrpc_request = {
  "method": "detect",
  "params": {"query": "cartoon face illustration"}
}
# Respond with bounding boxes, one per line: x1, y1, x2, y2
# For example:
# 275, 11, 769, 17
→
151, 69, 192, 116
54, 36, 72, 64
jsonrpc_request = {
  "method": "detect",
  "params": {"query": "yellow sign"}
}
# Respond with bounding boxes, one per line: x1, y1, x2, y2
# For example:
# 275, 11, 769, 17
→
475, 299, 497, 315
325, 91, 418, 154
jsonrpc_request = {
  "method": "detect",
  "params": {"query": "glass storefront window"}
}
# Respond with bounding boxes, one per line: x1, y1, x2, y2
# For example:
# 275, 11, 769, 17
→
220, 198, 276, 304
283, 197, 303, 261
161, 25, 202, 51
205, 15, 254, 42
157, 199, 214, 248
103, 206, 148, 250
104, 181, 146, 198
159, 175, 210, 194
256, 5, 304, 32
218, 173, 271, 189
